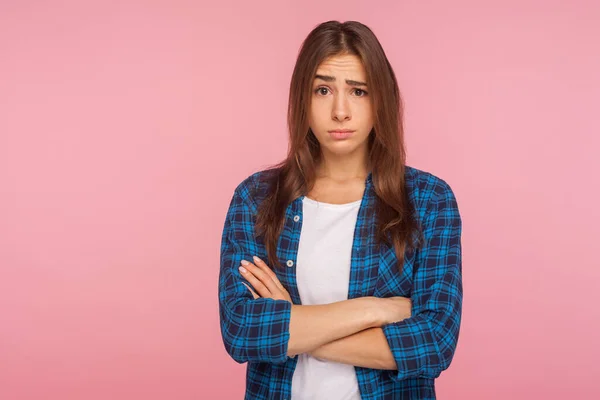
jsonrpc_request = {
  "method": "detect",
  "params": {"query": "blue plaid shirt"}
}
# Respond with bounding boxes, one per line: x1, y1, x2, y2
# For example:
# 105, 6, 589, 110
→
219, 165, 462, 400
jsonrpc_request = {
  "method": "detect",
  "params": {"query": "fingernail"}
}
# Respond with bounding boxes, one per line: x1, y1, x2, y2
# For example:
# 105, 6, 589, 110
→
241, 260, 249, 266
239, 266, 247, 273
253, 256, 262, 263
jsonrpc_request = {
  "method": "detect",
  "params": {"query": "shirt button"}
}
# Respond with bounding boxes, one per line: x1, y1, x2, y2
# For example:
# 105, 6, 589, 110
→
293, 215, 300, 222
286, 260, 294, 267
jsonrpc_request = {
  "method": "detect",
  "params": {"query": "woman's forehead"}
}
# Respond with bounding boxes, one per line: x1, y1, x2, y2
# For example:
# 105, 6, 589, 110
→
314, 55, 367, 83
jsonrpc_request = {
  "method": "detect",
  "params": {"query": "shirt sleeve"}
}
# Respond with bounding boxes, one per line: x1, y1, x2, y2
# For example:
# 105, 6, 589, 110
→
218, 185, 293, 365
381, 179, 463, 381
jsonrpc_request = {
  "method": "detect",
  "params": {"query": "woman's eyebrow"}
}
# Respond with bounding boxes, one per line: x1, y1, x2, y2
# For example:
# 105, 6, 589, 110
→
314, 74, 368, 87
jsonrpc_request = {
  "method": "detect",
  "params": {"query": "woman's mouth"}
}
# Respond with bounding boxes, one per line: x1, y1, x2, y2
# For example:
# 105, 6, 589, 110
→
328, 130, 355, 140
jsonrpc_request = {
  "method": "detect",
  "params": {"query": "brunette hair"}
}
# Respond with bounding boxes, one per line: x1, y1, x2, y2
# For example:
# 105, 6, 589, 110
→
255, 20, 423, 273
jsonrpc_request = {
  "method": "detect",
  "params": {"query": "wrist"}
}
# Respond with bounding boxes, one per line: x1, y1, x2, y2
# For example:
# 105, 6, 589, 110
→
358, 296, 384, 328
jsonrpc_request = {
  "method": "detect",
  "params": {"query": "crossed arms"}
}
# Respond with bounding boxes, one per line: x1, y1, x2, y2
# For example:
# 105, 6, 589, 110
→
218, 180, 462, 381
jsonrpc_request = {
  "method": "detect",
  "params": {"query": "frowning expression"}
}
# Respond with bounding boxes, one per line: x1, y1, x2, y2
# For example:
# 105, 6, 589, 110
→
308, 53, 374, 159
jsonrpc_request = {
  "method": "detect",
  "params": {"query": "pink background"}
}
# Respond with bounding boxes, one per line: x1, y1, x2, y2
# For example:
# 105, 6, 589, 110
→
1, 1, 599, 398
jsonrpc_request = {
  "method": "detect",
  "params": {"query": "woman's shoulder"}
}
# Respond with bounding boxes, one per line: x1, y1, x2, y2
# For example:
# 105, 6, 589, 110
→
230, 167, 280, 211
233, 167, 278, 193
404, 164, 459, 212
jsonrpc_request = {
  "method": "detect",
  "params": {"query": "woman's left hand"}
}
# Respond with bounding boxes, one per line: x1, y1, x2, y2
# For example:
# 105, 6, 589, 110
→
239, 256, 293, 303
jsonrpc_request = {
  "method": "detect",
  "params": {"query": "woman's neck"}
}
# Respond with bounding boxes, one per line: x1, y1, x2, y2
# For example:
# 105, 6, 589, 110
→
316, 151, 370, 181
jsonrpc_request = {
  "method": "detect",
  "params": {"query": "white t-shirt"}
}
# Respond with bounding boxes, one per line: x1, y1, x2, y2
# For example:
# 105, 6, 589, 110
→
291, 196, 363, 400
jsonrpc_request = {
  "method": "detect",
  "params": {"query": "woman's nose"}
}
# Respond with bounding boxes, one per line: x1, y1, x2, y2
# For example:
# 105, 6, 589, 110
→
332, 95, 351, 121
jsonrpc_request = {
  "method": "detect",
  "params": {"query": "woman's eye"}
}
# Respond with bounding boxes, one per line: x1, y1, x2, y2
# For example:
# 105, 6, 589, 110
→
314, 87, 368, 96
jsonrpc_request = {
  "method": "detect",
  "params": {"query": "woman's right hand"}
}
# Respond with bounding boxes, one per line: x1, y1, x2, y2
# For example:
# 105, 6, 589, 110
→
371, 296, 412, 326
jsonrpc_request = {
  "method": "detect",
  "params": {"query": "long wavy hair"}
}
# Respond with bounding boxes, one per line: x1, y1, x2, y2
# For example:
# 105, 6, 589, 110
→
255, 20, 423, 273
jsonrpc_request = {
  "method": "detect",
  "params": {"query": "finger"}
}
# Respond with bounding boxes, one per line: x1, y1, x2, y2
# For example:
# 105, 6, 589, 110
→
240, 264, 275, 298
241, 261, 280, 295
252, 256, 286, 292
241, 282, 259, 299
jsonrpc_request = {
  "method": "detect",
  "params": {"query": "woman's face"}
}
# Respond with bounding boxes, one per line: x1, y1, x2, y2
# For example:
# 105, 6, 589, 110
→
308, 53, 374, 161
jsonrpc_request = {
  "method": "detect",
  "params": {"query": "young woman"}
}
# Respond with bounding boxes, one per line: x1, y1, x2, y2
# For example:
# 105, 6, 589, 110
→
218, 20, 462, 400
